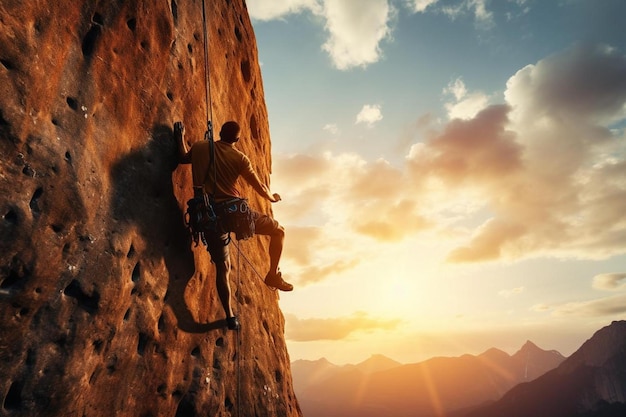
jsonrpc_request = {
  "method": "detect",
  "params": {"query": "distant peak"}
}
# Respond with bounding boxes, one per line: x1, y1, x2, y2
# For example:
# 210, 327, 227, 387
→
521, 340, 539, 350
293, 357, 333, 366
514, 341, 542, 356
360, 354, 398, 365
512, 340, 564, 360
355, 354, 401, 373
480, 347, 509, 358
314, 357, 337, 366
369, 354, 392, 360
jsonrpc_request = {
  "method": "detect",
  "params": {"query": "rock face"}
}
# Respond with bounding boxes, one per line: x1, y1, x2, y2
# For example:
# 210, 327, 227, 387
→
0, 1, 301, 416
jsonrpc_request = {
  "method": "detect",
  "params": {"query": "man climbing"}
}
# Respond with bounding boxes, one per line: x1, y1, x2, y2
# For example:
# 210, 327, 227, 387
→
175, 120, 293, 331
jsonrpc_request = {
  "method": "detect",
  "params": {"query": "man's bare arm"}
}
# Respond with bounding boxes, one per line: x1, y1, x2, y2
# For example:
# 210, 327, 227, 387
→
242, 165, 281, 203
261, 183, 282, 203
174, 121, 191, 164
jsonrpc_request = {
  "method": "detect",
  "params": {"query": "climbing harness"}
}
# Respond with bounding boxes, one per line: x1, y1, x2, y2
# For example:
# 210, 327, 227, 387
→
184, 191, 214, 246
213, 198, 256, 241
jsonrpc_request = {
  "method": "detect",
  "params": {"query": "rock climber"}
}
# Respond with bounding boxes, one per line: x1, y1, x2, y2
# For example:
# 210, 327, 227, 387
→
175, 120, 293, 331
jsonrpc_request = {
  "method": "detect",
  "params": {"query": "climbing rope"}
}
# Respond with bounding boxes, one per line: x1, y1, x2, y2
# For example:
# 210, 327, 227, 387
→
200, 0, 214, 131
235, 240, 242, 417
232, 241, 266, 282
199, 3, 241, 416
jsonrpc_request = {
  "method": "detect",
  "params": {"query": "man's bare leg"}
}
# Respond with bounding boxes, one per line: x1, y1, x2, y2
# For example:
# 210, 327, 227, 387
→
265, 226, 293, 291
268, 225, 284, 277
215, 260, 239, 329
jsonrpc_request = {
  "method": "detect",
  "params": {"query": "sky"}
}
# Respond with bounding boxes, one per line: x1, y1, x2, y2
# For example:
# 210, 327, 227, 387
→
246, 0, 626, 365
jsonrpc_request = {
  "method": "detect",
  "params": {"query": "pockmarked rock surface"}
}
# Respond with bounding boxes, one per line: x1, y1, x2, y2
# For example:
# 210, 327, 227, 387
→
0, 1, 301, 416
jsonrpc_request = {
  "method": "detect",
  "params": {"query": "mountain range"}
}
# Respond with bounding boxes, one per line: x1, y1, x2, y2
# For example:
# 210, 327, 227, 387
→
465, 320, 626, 417
292, 321, 626, 417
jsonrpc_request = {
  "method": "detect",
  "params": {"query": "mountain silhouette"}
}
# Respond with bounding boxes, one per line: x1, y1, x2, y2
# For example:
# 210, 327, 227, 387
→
465, 320, 626, 417
348, 354, 403, 374
292, 358, 341, 397
293, 343, 564, 417
291, 354, 402, 399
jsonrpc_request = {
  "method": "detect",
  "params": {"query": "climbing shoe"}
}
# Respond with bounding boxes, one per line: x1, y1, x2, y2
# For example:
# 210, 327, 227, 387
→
227, 316, 240, 331
264, 272, 294, 292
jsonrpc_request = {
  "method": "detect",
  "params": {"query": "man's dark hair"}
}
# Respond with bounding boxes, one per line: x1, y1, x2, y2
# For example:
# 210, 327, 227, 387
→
220, 121, 241, 143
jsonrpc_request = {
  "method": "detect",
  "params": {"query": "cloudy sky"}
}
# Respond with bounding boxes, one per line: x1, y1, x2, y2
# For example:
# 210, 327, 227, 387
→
246, 0, 626, 364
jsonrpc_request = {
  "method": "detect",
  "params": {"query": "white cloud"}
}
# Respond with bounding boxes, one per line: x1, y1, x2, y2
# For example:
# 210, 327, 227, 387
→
443, 77, 490, 120
533, 289, 626, 318
248, 0, 394, 69
356, 104, 383, 127
445, 93, 490, 120
444, 77, 468, 101
272, 44, 626, 284
506, 44, 626, 127
551, 294, 626, 317
469, 0, 493, 24
408, 0, 494, 27
406, 0, 440, 13
246, 0, 321, 21
441, 44, 626, 262
322, 0, 393, 70
593, 273, 626, 291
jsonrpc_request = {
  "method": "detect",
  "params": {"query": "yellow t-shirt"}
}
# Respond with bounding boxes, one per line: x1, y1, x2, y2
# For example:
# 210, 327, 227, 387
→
190, 140, 259, 201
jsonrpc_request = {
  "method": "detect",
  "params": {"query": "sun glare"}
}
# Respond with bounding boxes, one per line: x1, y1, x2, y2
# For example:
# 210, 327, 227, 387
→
362, 254, 436, 323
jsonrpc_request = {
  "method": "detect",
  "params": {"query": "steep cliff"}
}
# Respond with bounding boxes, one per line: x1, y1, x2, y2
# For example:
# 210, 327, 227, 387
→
0, 1, 301, 416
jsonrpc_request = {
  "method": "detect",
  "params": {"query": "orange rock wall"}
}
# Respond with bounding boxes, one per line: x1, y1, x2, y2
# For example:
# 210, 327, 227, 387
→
0, 1, 300, 416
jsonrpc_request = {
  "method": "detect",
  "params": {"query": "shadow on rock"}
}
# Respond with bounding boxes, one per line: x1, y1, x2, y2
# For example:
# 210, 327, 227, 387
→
109, 124, 221, 333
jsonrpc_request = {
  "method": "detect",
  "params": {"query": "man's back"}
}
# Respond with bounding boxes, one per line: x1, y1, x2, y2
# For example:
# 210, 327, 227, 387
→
190, 140, 256, 201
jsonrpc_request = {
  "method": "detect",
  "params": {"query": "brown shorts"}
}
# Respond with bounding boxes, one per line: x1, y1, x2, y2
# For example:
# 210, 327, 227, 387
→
206, 209, 281, 262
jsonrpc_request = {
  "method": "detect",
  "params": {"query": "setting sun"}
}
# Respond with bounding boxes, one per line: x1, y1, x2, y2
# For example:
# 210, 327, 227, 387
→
251, 0, 626, 369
